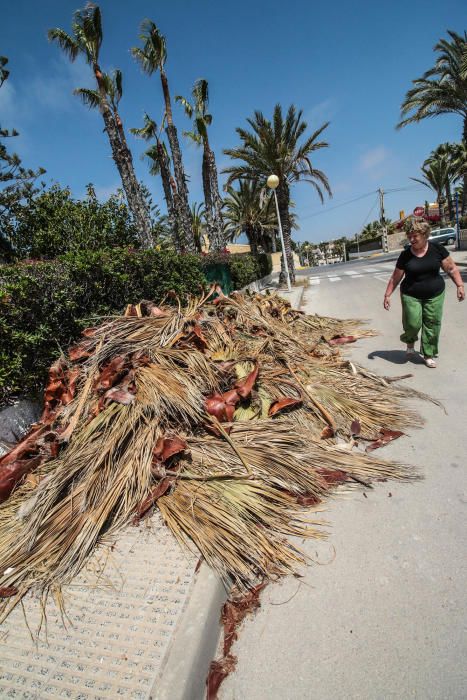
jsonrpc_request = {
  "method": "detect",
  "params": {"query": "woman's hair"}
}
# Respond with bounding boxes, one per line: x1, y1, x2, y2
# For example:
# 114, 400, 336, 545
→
407, 220, 431, 238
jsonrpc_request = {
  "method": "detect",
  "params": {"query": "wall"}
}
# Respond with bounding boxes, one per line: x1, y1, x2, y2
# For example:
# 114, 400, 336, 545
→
271, 251, 300, 272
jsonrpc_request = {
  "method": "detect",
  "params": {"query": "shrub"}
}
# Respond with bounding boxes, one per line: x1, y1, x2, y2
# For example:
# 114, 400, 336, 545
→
0, 249, 270, 402
0, 248, 205, 401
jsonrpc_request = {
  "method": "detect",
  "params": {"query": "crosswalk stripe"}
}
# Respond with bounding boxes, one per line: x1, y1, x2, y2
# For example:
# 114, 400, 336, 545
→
309, 279, 320, 285
344, 271, 358, 275
352, 274, 364, 278
329, 276, 341, 282
364, 267, 381, 272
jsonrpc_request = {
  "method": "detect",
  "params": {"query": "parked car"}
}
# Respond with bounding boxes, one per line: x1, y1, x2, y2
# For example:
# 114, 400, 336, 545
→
428, 227, 457, 245
404, 227, 457, 249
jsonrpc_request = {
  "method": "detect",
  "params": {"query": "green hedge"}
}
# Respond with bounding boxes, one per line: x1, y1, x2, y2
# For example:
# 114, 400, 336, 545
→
0, 249, 271, 402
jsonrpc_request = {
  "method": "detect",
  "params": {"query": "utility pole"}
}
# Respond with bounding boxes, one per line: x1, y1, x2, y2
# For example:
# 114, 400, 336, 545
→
379, 188, 389, 253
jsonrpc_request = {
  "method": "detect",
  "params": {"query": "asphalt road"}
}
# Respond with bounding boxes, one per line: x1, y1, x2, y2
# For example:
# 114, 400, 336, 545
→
221, 250, 467, 700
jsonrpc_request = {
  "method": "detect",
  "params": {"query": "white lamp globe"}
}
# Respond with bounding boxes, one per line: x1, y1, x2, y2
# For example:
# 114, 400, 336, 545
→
267, 174, 279, 189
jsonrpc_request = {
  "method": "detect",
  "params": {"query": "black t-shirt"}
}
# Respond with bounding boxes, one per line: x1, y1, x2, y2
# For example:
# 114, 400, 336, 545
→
396, 242, 449, 299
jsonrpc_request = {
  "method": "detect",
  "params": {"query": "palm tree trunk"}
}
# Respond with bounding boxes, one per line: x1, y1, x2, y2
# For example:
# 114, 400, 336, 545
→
202, 146, 215, 249
276, 182, 295, 285
207, 146, 225, 250
462, 117, 467, 216
93, 65, 152, 248
445, 182, 454, 223
160, 69, 194, 252
156, 142, 177, 239
438, 194, 447, 226
245, 224, 258, 255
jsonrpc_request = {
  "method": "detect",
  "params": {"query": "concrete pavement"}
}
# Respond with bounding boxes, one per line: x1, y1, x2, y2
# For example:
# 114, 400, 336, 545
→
220, 253, 467, 699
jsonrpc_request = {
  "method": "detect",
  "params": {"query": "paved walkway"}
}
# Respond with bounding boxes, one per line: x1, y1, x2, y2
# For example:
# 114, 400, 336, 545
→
0, 514, 197, 699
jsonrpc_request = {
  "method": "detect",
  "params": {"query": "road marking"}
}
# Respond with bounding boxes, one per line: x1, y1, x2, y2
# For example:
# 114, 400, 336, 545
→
364, 267, 382, 272
352, 274, 364, 278
374, 274, 390, 282
329, 276, 341, 282
344, 270, 358, 275
309, 279, 320, 285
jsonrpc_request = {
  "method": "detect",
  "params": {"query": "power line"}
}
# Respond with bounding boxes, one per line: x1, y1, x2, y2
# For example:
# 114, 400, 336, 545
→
300, 190, 376, 220
300, 184, 425, 221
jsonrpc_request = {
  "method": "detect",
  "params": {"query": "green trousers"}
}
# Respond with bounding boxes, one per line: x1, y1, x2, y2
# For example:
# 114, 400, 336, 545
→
400, 290, 445, 358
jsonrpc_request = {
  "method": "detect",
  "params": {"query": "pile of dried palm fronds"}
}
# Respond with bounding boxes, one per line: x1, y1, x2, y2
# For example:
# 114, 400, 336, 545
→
0, 287, 427, 621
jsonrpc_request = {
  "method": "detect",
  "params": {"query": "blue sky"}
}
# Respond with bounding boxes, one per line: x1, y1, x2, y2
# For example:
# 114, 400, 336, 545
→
1, 0, 465, 243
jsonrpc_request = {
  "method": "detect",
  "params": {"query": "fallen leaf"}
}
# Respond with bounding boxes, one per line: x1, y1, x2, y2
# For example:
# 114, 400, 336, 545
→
234, 365, 259, 399
0, 586, 18, 598
320, 425, 335, 439
268, 397, 302, 416
328, 335, 357, 346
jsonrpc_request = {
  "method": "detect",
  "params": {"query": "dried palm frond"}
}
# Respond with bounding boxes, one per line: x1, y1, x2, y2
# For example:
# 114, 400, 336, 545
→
0, 290, 428, 623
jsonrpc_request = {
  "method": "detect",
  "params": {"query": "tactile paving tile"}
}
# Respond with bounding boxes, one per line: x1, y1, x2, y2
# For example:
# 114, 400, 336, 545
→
0, 514, 197, 699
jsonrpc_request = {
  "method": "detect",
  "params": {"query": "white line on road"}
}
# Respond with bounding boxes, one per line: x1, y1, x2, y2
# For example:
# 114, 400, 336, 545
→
374, 274, 390, 282
309, 279, 320, 285
344, 271, 358, 275
352, 274, 364, 278
329, 277, 341, 282
363, 267, 382, 272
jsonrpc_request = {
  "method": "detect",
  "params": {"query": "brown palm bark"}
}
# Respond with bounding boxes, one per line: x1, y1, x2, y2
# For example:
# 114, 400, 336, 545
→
462, 118, 467, 217
160, 69, 194, 252
207, 146, 225, 250
202, 146, 214, 248
276, 181, 295, 285
156, 142, 177, 238
93, 64, 152, 248
438, 194, 447, 226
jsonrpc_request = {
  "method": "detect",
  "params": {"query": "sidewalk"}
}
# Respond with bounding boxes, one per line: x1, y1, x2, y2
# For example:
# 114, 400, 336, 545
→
0, 282, 305, 700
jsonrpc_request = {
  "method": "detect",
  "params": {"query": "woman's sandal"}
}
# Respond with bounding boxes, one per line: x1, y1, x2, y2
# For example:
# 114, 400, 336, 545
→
425, 358, 437, 368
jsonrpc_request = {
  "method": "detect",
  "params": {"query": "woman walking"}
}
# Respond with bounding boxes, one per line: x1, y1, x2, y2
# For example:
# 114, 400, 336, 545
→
383, 221, 465, 368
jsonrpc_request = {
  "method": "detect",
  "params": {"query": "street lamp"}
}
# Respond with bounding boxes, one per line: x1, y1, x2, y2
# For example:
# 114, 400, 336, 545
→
454, 187, 461, 250
266, 174, 292, 292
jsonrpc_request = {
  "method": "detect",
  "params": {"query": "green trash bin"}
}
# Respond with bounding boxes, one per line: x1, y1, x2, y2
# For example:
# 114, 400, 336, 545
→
203, 263, 233, 295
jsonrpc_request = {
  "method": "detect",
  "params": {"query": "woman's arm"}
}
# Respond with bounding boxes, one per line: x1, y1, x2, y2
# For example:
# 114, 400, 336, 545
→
383, 268, 405, 310
441, 257, 465, 301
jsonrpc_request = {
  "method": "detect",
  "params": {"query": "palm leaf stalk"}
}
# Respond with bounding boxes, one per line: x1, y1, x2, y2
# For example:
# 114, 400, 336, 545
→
132, 20, 194, 252
0, 291, 426, 623
48, 4, 153, 247
224, 104, 332, 284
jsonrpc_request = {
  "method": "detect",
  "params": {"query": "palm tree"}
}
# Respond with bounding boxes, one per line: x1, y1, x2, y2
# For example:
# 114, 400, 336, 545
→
397, 30, 467, 214
411, 159, 453, 225
48, 4, 152, 247
223, 180, 276, 255
130, 113, 179, 245
190, 202, 206, 253
176, 79, 224, 250
424, 144, 459, 221
224, 104, 331, 284
131, 20, 193, 252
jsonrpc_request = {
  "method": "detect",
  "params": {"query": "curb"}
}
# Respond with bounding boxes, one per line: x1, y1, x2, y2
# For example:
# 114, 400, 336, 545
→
150, 564, 227, 700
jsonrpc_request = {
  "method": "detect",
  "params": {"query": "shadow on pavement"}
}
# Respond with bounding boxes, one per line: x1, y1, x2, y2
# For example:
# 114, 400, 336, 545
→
367, 349, 425, 365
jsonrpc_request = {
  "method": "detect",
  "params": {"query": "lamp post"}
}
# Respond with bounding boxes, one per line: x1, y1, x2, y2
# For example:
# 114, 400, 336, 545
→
267, 174, 292, 292
455, 188, 461, 250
